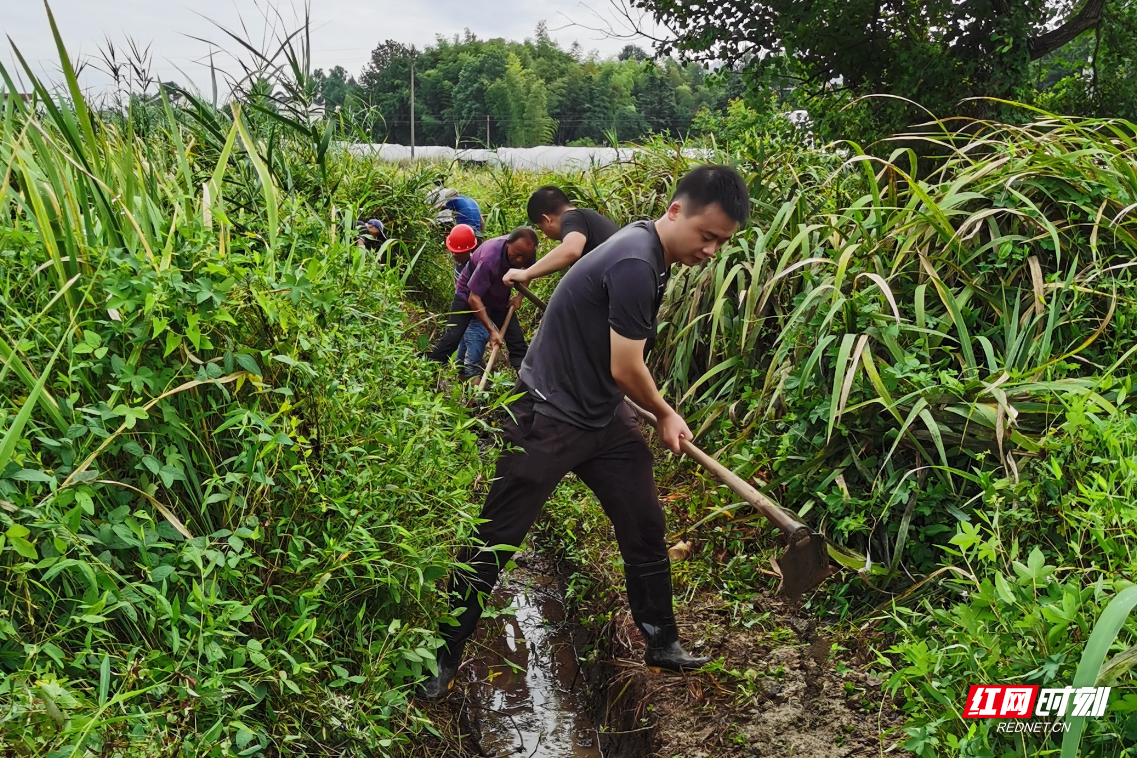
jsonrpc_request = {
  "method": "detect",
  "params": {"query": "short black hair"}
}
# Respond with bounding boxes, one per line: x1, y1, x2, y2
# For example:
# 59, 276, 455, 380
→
672, 165, 750, 225
526, 186, 572, 224
506, 226, 539, 266
506, 226, 539, 247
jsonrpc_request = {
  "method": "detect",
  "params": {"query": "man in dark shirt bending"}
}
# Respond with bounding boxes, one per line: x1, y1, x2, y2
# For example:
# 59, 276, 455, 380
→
503, 185, 619, 288
420, 165, 750, 700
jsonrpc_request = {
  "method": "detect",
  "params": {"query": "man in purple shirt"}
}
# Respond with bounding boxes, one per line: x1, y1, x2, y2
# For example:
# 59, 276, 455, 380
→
428, 227, 538, 378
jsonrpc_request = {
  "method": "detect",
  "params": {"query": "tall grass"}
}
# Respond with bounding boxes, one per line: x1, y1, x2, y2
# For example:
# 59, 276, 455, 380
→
654, 114, 1137, 527
643, 113, 1137, 757
0, 12, 483, 756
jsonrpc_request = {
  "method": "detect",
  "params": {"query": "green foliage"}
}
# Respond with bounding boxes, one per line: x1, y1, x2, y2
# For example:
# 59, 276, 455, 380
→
1032, 0, 1137, 122
318, 24, 734, 147
877, 399, 1137, 757
6, 10, 1137, 755
652, 112, 1137, 547
631, 111, 1137, 755
0, 25, 484, 757
633, 0, 1135, 141
690, 95, 809, 149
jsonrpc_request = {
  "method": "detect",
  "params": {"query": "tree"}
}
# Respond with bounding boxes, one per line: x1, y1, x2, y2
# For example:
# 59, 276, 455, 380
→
630, 0, 1114, 138
635, 61, 681, 134
486, 54, 554, 146
1033, 0, 1137, 121
347, 27, 731, 147
359, 40, 416, 143
619, 45, 649, 61
452, 45, 510, 144
312, 66, 357, 112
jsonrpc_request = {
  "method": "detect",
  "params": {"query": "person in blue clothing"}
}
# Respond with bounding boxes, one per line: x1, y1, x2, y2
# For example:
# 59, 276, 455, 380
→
429, 187, 483, 233
430, 187, 485, 282
446, 194, 483, 233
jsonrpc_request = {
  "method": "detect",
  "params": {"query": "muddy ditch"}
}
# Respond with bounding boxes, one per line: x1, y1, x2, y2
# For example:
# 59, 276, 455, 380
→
405, 424, 912, 755
404, 364, 912, 755
409, 532, 913, 757
409, 544, 653, 757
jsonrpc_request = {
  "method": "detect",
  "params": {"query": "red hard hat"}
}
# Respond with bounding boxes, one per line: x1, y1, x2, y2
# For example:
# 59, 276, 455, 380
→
446, 224, 478, 254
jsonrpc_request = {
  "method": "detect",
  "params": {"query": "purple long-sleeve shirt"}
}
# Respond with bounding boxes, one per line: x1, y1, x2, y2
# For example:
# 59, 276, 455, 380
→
455, 236, 512, 310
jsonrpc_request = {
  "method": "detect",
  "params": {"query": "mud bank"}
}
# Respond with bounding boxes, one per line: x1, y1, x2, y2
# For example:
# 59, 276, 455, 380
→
581, 587, 914, 757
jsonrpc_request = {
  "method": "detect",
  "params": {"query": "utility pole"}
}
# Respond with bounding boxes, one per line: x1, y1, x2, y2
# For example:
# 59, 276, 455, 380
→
409, 53, 416, 159
486, 114, 490, 147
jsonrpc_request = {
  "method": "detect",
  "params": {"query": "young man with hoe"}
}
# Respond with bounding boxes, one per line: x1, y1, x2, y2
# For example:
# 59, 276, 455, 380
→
502, 185, 619, 288
420, 165, 750, 700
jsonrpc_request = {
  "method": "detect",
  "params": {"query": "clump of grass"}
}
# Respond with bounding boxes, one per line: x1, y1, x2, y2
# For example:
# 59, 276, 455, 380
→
0, 10, 485, 755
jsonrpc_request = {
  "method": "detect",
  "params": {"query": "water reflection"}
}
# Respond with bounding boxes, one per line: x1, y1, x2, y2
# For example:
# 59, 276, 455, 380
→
467, 564, 601, 758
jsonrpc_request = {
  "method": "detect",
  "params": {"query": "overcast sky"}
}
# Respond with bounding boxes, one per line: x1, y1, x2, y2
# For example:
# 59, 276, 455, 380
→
0, 0, 666, 96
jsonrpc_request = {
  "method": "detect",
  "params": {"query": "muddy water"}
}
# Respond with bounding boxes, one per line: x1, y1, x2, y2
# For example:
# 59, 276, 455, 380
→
465, 555, 602, 758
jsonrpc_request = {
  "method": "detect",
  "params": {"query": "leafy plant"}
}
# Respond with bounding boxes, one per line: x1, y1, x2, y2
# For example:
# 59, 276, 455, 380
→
0, 11, 485, 755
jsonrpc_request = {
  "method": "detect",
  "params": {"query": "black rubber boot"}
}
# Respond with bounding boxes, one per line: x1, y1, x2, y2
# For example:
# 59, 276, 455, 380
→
416, 555, 495, 701
625, 558, 710, 672
417, 640, 466, 701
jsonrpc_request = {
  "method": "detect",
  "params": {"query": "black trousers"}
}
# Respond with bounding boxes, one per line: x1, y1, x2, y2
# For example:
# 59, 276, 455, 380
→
428, 295, 527, 375
443, 389, 668, 646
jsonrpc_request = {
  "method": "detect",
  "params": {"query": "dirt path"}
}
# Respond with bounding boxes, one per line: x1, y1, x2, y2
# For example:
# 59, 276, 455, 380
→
535, 452, 916, 757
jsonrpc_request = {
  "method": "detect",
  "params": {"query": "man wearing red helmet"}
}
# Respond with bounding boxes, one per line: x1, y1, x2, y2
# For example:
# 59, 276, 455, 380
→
428, 225, 539, 378
444, 222, 478, 284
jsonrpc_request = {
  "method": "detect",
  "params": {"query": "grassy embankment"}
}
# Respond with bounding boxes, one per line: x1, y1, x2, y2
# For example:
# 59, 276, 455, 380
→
432, 115, 1137, 757
0, 22, 507, 756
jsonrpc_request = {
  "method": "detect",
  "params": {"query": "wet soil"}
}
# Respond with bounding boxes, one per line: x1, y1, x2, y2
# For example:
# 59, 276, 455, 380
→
588, 590, 914, 757
411, 552, 607, 758
465, 556, 601, 757
415, 549, 913, 758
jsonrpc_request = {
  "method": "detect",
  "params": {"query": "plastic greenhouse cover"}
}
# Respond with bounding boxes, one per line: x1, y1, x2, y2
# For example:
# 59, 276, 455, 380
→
342, 143, 711, 169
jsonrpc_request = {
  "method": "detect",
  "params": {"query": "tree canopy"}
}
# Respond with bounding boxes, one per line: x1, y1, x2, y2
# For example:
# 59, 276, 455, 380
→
630, 0, 1136, 138
313, 25, 737, 147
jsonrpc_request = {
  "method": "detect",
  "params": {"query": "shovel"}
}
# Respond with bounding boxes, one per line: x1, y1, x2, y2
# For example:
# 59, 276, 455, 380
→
477, 305, 516, 391
516, 285, 835, 598
625, 400, 836, 599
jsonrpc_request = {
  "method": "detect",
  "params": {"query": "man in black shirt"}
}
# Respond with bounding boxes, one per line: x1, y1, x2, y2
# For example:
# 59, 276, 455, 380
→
419, 166, 751, 701
502, 185, 619, 288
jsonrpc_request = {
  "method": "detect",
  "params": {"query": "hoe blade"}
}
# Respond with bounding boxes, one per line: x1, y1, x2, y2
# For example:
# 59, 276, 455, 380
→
773, 531, 837, 599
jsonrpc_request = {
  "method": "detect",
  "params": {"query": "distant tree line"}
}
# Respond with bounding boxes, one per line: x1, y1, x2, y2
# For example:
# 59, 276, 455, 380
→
313, 5, 1137, 149
312, 24, 743, 147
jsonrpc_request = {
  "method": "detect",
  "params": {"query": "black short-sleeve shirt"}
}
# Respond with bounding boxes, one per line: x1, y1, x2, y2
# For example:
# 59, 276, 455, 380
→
519, 221, 669, 429
559, 208, 619, 258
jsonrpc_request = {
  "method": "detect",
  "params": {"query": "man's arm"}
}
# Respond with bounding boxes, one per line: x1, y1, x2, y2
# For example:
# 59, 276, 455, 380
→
503, 232, 586, 285
609, 329, 691, 454
466, 291, 502, 347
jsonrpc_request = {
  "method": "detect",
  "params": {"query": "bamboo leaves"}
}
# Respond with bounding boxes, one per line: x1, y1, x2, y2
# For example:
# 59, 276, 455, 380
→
233, 104, 279, 252
0, 330, 67, 475
654, 111, 1137, 507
